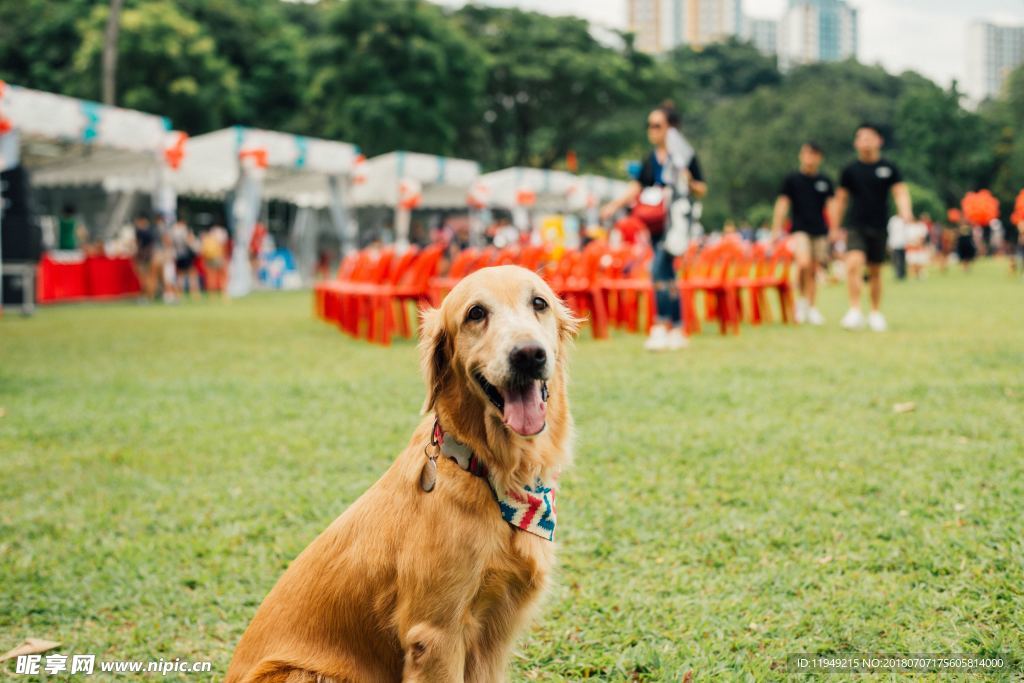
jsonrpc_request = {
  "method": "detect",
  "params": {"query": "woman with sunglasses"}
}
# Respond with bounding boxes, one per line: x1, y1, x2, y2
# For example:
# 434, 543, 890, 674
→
601, 102, 707, 351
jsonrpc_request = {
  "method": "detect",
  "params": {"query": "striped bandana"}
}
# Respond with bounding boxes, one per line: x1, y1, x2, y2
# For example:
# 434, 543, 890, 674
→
434, 421, 557, 542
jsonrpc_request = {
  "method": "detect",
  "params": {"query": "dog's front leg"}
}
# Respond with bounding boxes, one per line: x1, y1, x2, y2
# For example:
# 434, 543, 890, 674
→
401, 621, 466, 683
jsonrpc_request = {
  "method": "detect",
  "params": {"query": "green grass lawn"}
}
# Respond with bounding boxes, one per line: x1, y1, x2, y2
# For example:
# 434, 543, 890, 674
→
2, 261, 1022, 681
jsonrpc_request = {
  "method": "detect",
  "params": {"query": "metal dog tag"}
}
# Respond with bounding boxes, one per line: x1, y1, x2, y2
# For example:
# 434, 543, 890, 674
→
420, 456, 437, 492
417, 444, 438, 491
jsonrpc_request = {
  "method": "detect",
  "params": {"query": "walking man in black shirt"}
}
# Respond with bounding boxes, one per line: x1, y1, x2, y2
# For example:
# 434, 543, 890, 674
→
771, 142, 833, 325
829, 123, 913, 332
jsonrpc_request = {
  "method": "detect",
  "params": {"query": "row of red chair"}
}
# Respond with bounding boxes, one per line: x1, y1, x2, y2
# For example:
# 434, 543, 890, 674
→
313, 238, 795, 345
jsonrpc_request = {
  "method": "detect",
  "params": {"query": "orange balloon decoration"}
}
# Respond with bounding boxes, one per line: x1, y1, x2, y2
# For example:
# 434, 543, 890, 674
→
398, 178, 422, 210
162, 131, 188, 170
960, 190, 999, 226
1012, 189, 1024, 225
946, 208, 962, 224
515, 187, 536, 208
239, 147, 269, 170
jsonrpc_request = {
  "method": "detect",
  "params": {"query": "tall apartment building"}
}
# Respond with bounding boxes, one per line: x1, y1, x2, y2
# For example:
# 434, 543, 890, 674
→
744, 17, 779, 56
778, 0, 858, 70
966, 21, 1024, 103
627, 0, 743, 53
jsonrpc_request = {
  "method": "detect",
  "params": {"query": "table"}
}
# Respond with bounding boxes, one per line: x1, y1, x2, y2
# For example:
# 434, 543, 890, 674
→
36, 253, 141, 303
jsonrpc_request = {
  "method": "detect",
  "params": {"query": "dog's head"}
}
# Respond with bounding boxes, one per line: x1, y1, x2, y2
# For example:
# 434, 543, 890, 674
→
420, 265, 579, 443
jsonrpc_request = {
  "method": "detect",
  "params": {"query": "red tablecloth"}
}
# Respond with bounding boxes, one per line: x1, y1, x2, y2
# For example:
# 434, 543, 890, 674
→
37, 253, 141, 303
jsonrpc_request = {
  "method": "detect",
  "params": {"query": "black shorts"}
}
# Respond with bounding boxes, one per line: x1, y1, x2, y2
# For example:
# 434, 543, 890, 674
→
846, 227, 887, 265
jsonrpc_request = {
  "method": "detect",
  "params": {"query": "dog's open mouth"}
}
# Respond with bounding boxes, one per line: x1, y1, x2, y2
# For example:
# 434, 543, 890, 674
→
475, 373, 548, 437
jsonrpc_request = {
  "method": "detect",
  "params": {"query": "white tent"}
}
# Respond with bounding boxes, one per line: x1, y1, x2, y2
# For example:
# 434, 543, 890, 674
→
0, 82, 179, 226
352, 151, 479, 247
0, 82, 178, 313
174, 127, 358, 208
172, 127, 360, 296
578, 174, 631, 206
476, 167, 580, 213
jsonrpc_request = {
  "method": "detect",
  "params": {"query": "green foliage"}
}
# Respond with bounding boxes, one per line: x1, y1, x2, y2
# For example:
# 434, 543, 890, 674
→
174, 0, 309, 133
982, 65, 1024, 217
0, 1, 1022, 223
302, 0, 487, 156
71, 1, 242, 132
904, 182, 945, 220
0, 0, 100, 93
454, 6, 638, 170
893, 78, 992, 205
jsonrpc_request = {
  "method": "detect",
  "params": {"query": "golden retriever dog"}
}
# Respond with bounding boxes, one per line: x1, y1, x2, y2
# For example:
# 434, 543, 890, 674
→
227, 265, 579, 683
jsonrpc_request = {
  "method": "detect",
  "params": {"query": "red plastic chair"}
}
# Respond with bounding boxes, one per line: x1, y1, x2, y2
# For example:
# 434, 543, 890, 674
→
335, 247, 395, 337
314, 252, 358, 321
369, 244, 446, 345
745, 241, 795, 324
548, 241, 610, 339
428, 247, 480, 305
679, 243, 741, 335
597, 243, 655, 333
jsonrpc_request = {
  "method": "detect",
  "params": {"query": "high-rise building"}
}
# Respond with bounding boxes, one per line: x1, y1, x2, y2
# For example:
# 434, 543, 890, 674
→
627, 0, 743, 54
744, 17, 779, 56
778, 0, 858, 70
966, 21, 1024, 103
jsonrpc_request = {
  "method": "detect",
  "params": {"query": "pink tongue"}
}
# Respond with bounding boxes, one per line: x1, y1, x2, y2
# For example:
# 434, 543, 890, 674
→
501, 381, 547, 436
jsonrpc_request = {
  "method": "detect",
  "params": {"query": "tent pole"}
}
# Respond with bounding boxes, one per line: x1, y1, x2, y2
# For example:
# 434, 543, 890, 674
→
326, 174, 352, 255
226, 166, 262, 298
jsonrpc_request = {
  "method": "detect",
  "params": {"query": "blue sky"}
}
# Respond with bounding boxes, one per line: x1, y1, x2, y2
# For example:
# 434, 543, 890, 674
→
438, 0, 1024, 86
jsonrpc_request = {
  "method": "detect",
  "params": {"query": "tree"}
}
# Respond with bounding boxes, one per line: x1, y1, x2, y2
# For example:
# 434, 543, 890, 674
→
101, 0, 124, 105
983, 65, 1024, 218
71, 1, 241, 132
175, 0, 310, 133
455, 6, 638, 170
701, 62, 895, 225
0, 0, 99, 93
303, 0, 487, 157
892, 76, 992, 205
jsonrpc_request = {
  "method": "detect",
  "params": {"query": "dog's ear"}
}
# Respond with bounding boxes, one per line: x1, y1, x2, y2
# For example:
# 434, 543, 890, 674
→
419, 306, 451, 414
554, 296, 582, 344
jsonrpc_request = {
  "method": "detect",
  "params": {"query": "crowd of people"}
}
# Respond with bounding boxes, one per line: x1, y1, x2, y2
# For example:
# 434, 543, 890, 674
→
594, 104, 1023, 351
128, 214, 228, 303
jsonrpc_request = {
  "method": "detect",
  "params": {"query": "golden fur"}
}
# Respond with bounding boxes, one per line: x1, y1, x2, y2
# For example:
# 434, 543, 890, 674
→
227, 265, 579, 683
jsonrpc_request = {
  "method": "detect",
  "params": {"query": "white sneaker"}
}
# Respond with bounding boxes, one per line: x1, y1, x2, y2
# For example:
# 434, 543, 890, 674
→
795, 297, 809, 324
867, 311, 887, 332
840, 308, 865, 330
644, 325, 669, 351
666, 327, 689, 350
807, 307, 826, 326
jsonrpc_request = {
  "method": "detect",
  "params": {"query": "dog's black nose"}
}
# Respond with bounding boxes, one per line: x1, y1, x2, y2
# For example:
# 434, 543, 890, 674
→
510, 343, 547, 378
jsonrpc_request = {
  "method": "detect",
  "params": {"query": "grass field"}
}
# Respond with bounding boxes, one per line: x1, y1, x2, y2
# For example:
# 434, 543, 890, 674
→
2, 260, 1023, 681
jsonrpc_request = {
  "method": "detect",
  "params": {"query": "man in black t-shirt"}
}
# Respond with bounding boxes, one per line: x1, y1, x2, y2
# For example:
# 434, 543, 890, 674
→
771, 142, 834, 325
829, 123, 913, 332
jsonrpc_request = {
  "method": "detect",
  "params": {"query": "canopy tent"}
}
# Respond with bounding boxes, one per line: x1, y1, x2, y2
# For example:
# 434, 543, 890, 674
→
352, 151, 480, 247
172, 127, 360, 296
475, 167, 581, 213
0, 81, 179, 231
578, 174, 631, 206
0, 82, 178, 313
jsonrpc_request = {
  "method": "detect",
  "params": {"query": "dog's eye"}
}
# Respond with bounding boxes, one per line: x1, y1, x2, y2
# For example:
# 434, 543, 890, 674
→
466, 305, 487, 322
532, 297, 549, 312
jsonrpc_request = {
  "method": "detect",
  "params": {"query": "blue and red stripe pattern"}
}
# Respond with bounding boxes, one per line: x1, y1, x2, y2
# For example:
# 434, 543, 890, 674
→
496, 479, 556, 542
